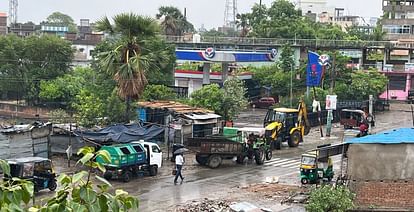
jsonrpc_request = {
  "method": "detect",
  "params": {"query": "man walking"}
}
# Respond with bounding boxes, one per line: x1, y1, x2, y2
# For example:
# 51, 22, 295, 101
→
174, 153, 184, 184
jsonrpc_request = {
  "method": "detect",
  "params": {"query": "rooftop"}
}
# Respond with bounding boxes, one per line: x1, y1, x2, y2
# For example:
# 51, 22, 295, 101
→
0, 12, 6, 17
347, 128, 414, 144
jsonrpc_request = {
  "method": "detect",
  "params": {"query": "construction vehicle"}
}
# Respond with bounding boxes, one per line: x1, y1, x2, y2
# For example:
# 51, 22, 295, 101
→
188, 127, 272, 168
264, 100, 310, 150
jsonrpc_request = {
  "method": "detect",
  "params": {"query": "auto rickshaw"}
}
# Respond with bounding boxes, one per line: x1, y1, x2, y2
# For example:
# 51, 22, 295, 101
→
300, 151, 334, 184
340, 109, 374, 129
6, 157, 57, 192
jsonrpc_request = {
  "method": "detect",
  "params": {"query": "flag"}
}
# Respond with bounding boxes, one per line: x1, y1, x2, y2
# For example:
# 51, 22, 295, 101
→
306, 51, 323, 87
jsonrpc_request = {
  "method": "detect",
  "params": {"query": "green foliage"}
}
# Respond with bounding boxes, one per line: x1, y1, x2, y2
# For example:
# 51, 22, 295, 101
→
306, 185, 354, 212
222, 78, 248, 121
347, 69, 388, 100
142, 85, 176, 101
30, 147, 139, 211
190, 84, 224, 113
280, 44, 294, 72
156, 6, 194, 36
200, 29, 226, 37
251, 64, 292, 97
0, 34, 74, 104
72, 89, 104, 127
0, 160, 34, 211
190, 79, 248, 121
45, 11, 78, 33
104, 89, 129, 124
49, 109, 70, 124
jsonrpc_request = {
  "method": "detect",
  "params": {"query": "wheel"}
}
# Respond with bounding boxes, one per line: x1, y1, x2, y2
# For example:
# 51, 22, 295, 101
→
122, 171, 131, 183
149, 166, 158, 176
103, 171, 112, 180
265, 149, 272, 160
288, 130, 301, 147
196, 155, 208, 165
301, 178, 309, 185
207, 155, 222, 169
273, 138, 282, 150
254, 148, 265, 165
48, 180, 57, 191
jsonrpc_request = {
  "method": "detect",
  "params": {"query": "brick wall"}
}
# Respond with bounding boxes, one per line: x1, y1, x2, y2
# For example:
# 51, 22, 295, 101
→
0, 103, 50, 119
350, 180, 414, 209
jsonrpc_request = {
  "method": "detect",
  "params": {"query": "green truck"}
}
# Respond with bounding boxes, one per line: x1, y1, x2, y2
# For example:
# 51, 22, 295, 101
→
97, 141, 162, 182
188, 127, 272, 168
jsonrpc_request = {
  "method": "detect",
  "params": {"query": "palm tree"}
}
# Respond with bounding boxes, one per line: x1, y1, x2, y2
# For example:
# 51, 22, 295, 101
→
156, 6, 194, 37
236, 13, 250, 38
96, 13, 160, 121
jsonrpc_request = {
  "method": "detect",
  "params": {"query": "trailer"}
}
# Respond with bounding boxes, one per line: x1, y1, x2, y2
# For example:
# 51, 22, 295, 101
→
188, 127, 271, 168
97, 141, 162, 182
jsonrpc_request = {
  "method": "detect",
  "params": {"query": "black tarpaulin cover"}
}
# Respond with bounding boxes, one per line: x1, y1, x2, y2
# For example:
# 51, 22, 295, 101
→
74, 123, 164, 144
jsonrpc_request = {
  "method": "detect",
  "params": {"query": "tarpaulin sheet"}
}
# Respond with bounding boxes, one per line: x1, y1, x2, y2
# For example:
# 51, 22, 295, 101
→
346, 128, 414, 144
74, 123, 164, 144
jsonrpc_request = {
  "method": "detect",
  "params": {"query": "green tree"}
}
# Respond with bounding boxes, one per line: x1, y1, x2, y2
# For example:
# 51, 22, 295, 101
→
222, 78, 248, 121
306, 185, 354, 212
156, 6, 194, 36
236, 13, 250, 37
190, 84, 224, 113
190, 80, 248, 121
72, 89, 104, 127
0, 34, 73, 104
201, 28, 226, 37
45, 11, 78, 33
142, 85, 176, 101
96, 13, 167, 121
279, 43, 295, 72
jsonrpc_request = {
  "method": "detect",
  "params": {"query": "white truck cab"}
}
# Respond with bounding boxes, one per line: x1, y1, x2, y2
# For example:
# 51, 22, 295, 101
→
131, 140, 162, 168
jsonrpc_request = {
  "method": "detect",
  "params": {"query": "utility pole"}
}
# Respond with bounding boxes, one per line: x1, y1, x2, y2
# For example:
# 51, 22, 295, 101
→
290, 64, 293, 108
326, 54, 336, 137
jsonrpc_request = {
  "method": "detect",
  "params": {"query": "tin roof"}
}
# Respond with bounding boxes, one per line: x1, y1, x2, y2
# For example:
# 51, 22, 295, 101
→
347, 128, 414, 144
138, 101, 213, 114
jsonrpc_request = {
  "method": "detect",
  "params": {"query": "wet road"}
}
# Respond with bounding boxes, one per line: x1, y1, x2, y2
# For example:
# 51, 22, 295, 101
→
35, 103, 414, 211
129, 103, 413, 211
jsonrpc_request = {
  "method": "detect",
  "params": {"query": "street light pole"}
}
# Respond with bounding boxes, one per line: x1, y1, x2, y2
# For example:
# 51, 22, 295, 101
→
290, 64, 293, 108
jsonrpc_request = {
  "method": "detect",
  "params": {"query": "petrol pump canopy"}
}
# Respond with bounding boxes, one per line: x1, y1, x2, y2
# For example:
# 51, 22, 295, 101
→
347, 128, 414, 144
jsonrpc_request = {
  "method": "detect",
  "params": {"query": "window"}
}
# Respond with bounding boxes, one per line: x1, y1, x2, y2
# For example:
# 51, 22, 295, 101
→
132, 145, 144, 153
120, 147, 131, 154
152, 145, 161, 153
389, 76, 406, 91
383, 25, 410, 34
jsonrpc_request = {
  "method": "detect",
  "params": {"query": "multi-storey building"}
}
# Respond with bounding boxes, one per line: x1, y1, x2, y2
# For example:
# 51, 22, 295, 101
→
0, 12, 7, 35
382, 0, 414, 40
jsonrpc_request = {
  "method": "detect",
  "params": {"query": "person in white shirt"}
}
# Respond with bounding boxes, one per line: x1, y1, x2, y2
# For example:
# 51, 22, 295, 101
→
174, 153, 184, 184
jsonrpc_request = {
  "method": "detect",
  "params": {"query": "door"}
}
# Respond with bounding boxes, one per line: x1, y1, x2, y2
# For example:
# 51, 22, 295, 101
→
150, 144, 163, 168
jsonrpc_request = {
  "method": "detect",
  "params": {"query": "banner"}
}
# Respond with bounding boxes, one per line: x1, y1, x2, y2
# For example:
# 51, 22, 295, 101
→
306, 51, 324, 87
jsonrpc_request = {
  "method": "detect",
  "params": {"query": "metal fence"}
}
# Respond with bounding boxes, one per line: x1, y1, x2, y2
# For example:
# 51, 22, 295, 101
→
163, 35, 413, 49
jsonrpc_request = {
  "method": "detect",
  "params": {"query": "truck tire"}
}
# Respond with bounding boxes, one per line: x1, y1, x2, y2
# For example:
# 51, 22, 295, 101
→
265, 150, 272, 160
149, 166, 158, 176
254, 148, 265, 165
196, 155, 208, 165
288, 130, 301, 147
122, 171, 131, 183
208, 155, 222, 169
103, 171, 112, 180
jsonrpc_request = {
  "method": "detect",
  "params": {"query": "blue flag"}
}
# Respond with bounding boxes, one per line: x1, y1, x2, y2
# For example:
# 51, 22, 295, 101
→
306, 51, 323, 87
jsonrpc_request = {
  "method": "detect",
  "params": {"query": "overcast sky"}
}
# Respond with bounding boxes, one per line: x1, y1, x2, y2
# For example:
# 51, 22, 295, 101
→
0, 0, 381, 29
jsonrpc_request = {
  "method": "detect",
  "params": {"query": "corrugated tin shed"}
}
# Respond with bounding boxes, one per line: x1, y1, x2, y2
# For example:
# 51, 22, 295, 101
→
138, 101, 213, 114
347, 128, 414, 144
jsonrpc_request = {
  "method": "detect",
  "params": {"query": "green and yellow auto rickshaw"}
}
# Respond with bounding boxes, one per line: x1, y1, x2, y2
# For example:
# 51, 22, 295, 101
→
300, 151, 334, 184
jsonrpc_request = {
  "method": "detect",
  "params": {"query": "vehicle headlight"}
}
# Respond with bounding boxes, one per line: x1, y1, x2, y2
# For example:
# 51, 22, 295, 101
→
309, 170, 313, 173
